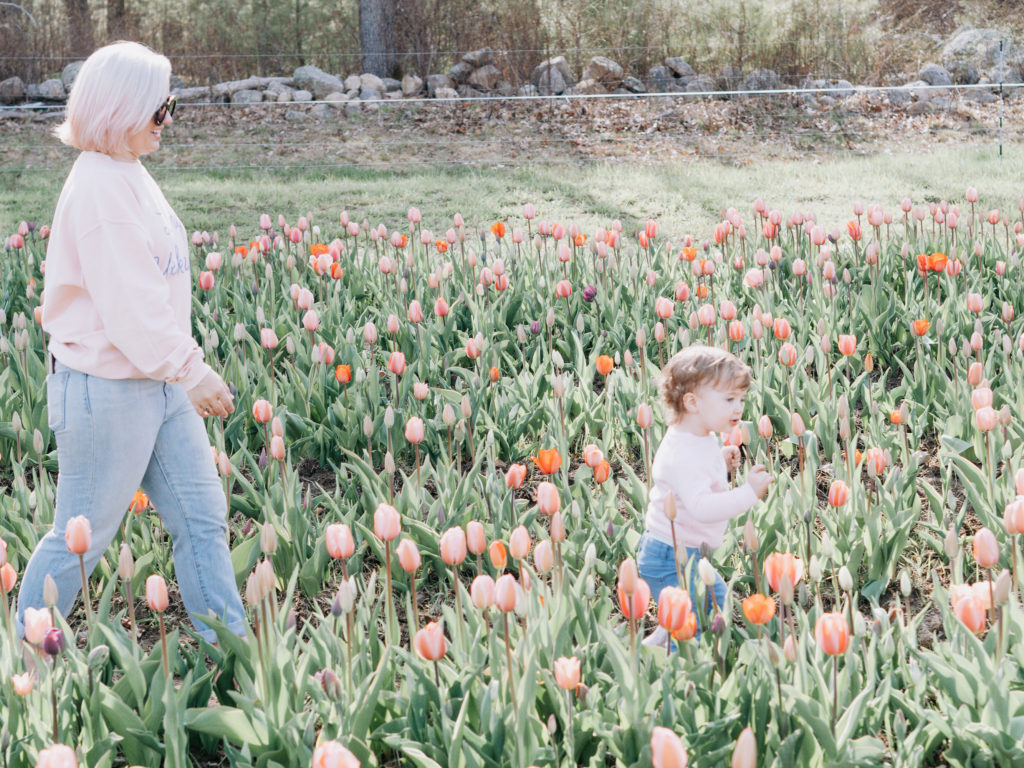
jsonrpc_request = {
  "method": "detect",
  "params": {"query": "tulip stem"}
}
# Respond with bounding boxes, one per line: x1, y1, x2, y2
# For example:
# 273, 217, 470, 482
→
451, 565, 464, 650
78, 554, 92, 635
125, 580, 138, 653
502, 613, 517, 711
158, 613, 169, 678
384, 546, 396, 645
831, 655, 838, 737
51, 656, 59, 741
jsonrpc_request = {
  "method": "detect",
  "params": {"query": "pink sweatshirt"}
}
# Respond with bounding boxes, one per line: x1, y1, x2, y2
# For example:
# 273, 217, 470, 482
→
41, 151, 211, 389
644, 426, 759, 549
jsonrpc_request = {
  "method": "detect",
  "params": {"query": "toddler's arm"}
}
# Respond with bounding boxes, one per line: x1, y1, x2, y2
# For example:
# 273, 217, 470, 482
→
671, 468, 759, 524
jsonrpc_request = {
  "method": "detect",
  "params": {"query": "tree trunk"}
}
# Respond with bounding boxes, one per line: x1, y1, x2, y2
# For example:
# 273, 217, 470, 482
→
358, 0, 396, 77
107, 0, 127, 40
65, 0, 95, 57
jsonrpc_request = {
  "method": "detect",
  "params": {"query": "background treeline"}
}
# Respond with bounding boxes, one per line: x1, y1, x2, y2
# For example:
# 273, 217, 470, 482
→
0, 0, 1020, 86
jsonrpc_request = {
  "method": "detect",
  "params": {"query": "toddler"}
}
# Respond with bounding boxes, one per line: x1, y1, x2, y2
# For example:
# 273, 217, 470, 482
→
638, 345, 771, 647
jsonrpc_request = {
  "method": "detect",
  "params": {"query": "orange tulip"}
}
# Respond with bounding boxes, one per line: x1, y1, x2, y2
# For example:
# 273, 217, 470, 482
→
335, 364, 352, 384
532, 448, 561, 475
671, 611, 698, 642
863, 447, 886, 475
387, 351, 406, 375
595, 355, 614, 375
778, 342, 797, 366
553, 656, 581, 691
396, 538, 420, 573
490, 221, 506, 238
827, 480, 850, 507
413, 621, 447, 660
973, 527, 999, 567
928, 252, 947, 272
889, 409, 902, 425
325, 523, 355, 559
489, 540, 508, 570
505, 463, 527, 488
536, 481, 560, 515
656, 586, 692, 633
593, 460, 611, 483
146, 574, 169, 612
764, 552, 804, 593
440, 527, 468, 565
650, 726, 688, 768
617, 577, 650, 620
728, 320, 745, 342
64, 515, 92, 555
814, 612, 850, 654
488, 366, 500, 382
773, 318, 791, 340
742, 593, 776, 625
911, 319, 930, 337
128, 490, 150, 514
311, 741, 360, 768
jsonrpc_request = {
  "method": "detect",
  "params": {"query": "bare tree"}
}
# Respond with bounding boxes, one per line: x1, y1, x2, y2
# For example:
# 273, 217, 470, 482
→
107, 0, 127, 40
359, 0, 396, 77
64, 0, 95, 57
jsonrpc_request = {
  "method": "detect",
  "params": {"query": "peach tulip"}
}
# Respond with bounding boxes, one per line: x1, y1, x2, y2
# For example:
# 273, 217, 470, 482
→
413, 621, 447, 660
405, 417, 425, 444
12, 672, 33, 696
731, 727, 757, 768
260, 328, 278, 349
489, 540, 508, 570
494, 574, 517, 612
434, 297, 449, 317
1004, 498, 1024, 535
0, 563, 15, 593
466, 521, 486, 555
146, 574, 169, 612
773, 318, 791, 339
656, 586, 692, 633
778, 342, 797, 366
387, 351, 406, 375
555, 280, 572, 298
791, 412, 805, 435
325, 524, 355, 559
837, 334, 856, 356
64, 515, 91, 555
967, 293, 983, 313
967, 361, 983, 387
407, 300, 423, 323
971, 386, 993, 411
440, 527, 467, 565
618, 556, 639, 595
953, 592, 987, 634
827, 480, 849, 507
23, 606, 52, 644
508, 526, 531, 560
252, 399, 272, 423
814, 612, 850, 654
373, 503, 401, 541
269, 435, 285, 461
534, 540, 554, 572
594, 460, 611, 483
396, 539, 421, 573
536, 481, 560, 515
764, 553, 804, 593
471, 574, 495, 609
976, 406, 998, 432
973, 527, 999, 567
554, 656, 581, 691
728, 320, 745, 342
650, 726, 688, 768
35, 745, 78, 768
505, 463, 526, 488
637, 403, 653, 429
742, 593, 776, 625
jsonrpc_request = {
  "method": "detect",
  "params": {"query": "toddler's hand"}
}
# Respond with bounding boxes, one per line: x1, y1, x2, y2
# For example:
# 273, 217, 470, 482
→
747, 465, 773, 499
722, 445, 741, 470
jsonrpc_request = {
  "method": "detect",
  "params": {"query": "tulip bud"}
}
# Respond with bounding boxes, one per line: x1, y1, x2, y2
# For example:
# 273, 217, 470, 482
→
261, 523, 277, 555
994, 569, 1012, 604
809, 554, 822, 583
944, 527, 960, 560
899, 569, 911, 597
697, 557, 717, 588
838, 566, 853, 592
118, 542, 135, 580
88, 644, 110, 668
384, 451, 395, 475
731, 727, 757, 768
43, 574, 58, 607
362, 415, 373, 437
384, 405, 395, 428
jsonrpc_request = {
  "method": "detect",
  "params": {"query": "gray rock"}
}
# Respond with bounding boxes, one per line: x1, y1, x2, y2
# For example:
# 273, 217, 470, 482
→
517, 84, 539, 97
38, 79, 66, 101
827, 79, 855, 97
456, 84, 483, 98
0, 76, 25, 105
468, 64, 500, 91
231, 89, 264, 104
742, 68, 780, 92
212, 76, 262, 97
532, 56, 574, 93
359, 86, 382, 100
462, 47, 493, 68
884, 87, 912, 107
907, 100, 935, 116
685, 74, 716, 93
265, 80, 293, 96
919, 63, 953, 87
664, 57, 695, 78
61, 61, 84, 91
344, 102, 362, 117
385, 90, 403, 99
582, 56, 624, 88
382, 77, 401, 92
988, 62, 1020, 84
293, 89, 313, 102
310, 103, 333, 119
293, 65, 346, 99
344, 75, 362, 91
449, 61, 474, 83
905, 79, 932, 100
613, 87, 631, 95
285, 109, 306, 121
963, 87, 998, 103
717, 65, 743, 90
360, 73, 386, 92
574, 78, 607, 95
325, 91, 350, 104
401, 74, 424, 97
942, 27, 1020, 71
930, 96, 951, 110
950, 61, 980, 85
434, 86, 459, 100
622, 76, 645, 93
276, 90, 296, 103
496, 81, 515, 96
426, 74, 455, 96
25, 83, 42, 100
647, 65, 670, 93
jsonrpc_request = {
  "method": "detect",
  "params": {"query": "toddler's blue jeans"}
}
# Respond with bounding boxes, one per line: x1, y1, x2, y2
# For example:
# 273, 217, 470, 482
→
637, 531, 727, 638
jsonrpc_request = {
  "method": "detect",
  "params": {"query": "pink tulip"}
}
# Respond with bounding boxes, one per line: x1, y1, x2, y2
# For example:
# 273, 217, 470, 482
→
466, 521, 487, 555
618, 556, 639, 595
387, 351, 406, 375
758, 415, 773, 439
414, 621, 447, 660
405, 417, 425, 444
973, 527, 999, 567
555, 280, 572, 298
494, 574, 517, 612
650, 727, 688, 768
434, 297, 449, 317
508, 525, 531, 560
440, 527, 468, 565
976, 406, 998, 432
23, 606, 52, 644
260, 328, 278, 349
471, 575, 494, 609
396, 539, 421, 573
363, 322, 377, 344
967, 293, 983, 314
64, 515, 92, 555
637, 403, 653, 429
302, 310, 319, 332
536, 481, 560, 515
373, 503, 401, 541
146, 574, 169, 612
269, 435, 285, 461
311, 740, 360, 768
325, 524, 355, 559
534, 540, 554, 572
791, 412, 805, 435
35, 744, 78, 768
655, 297, 674, 319
407, 300, 423, 323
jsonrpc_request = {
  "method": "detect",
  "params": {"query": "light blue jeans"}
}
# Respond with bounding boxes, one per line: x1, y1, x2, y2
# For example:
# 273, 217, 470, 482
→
15, 361, 246, 642
637, 532, 727, 641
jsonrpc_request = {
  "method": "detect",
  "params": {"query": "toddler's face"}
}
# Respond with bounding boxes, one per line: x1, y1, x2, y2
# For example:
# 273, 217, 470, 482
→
690, 382, 746, 434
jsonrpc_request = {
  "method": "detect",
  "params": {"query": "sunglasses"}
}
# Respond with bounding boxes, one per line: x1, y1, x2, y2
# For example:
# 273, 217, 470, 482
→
154, 95, 176, 126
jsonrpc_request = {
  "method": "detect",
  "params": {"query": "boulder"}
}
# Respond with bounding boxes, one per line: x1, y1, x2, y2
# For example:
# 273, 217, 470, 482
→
622, 76, 645, 93
988, 61, 1021, 83
360, 73, 386, 92
292, 89, 313, 102
285, 109, 306, 121
310, 103, 333, 119
919, 63, 953, 87
276, 90, 296, 103
426, 74, 455, 96
265, 80, 292, 95
468, 64, 500, 91
434, 86, 459, 100
38, 79, 66, 101
401, 74, 424, 97
532, 56, 574, 94
963, 88, 998, 103
385, 90, 403, 99
685, 74, 716, 93
517, 84, 539, 97
582, 56, 623, 88
907, 100, 935, 116
448, 61, 474, 83
456, 84, 483, 98
462, 48, 493, 68
0, 76, 25, 105
293, 65, 346, 99
647, 65, 671, 93
825, 79, 855, 97
359, 86, 382, 100
742, 68, 780, 92
344, 75, 362, 91
717, 65, 743, 90
904, 79, 933, 100
664, 57, 695, 78
231, 89, 263, 104
325, 92, 350, 104
382, 77, 401, 92
344, 102, 362, 117
884, 87, 912, 107
61, 61, 84, 91
942, 27, 1020, 71
950, 61, 980, 85
213, 76, 262, 97
573, 78, 607, 95
496, 80, 515, 96
25, 83, 42, 100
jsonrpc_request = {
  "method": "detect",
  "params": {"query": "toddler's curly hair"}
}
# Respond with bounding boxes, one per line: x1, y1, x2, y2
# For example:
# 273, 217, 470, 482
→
660, 345, 750, 421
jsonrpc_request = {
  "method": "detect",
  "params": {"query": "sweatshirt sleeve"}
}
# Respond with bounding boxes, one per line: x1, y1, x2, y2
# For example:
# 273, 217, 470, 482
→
76, 219, 212, 389
668, 451, 759, 524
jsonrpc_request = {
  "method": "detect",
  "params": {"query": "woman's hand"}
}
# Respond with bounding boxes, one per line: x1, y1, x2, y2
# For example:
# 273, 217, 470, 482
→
187, 370, 235, 419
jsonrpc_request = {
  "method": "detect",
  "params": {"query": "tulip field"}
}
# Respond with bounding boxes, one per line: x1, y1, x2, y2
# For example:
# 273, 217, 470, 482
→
4, 192, 1024, 767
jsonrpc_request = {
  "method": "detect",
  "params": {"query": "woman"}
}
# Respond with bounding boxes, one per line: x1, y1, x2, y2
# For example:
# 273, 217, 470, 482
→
15, 41, 247, 644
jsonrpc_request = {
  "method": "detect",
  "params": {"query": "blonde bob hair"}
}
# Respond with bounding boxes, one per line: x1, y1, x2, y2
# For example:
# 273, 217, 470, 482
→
55, 41, 171, 157
660, 345, 750, 421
